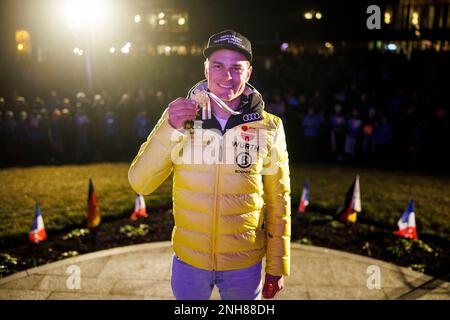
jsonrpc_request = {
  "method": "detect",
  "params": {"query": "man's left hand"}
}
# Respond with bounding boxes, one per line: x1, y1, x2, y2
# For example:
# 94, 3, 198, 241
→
262, 274, 284, 299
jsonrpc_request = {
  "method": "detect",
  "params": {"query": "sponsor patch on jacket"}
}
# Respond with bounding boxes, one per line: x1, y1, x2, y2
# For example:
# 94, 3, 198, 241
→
236, 152, 252, 169
240, 125, 257, 141
242, 112, 261, 122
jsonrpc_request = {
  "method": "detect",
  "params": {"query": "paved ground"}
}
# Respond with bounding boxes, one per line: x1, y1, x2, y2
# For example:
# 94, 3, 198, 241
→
0, 241, 448, 300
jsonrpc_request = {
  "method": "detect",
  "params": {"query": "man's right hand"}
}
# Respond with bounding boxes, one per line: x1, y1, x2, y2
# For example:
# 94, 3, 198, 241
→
168, 98, 198, 130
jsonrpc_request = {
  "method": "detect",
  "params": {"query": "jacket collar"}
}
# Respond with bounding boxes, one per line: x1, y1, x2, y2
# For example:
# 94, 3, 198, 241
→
187, 80, 265, 134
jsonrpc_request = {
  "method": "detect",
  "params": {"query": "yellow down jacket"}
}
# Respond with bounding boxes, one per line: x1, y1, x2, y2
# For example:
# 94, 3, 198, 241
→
128, 81, 291, 276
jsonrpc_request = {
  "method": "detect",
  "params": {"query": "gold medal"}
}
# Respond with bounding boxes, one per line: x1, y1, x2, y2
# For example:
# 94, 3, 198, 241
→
192, 89, 243, 121
192, 89, 211, 120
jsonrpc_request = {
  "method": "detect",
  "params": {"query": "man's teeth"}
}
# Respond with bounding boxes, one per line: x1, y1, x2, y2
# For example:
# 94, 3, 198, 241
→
218, 84, 233, 89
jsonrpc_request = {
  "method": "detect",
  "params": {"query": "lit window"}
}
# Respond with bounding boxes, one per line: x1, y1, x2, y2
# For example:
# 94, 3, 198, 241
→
384, 12, 391, 24
148, 10, 188, 32
412, 12, 419, 26
177, 46, 187, 55
15, 30, 31, 54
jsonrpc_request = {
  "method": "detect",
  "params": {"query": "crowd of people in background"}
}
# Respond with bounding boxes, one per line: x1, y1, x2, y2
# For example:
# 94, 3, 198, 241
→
0, 47, 449, 172
0, 88, 166, 165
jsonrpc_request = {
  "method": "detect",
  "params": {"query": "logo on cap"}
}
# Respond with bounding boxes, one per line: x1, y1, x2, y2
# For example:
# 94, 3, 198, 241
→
204, 29, 252, 62
214, 35, 245, 49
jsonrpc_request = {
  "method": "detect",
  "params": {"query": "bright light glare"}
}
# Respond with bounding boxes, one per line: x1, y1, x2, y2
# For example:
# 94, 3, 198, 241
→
325, 42, 333, 48
72, 49, 84, 56
315, 12, 322, 19
384, 12, 392, 24
304, 12, 313, 20
178, 17, 186, 25
17, 44, 24, 51
63, 0, 107, 30
158, 12, 165, 19
387, 43, 397, 51
412, 12, 419, 26
121, 42, 131, 54
280, 43, 289, 51
134, 15, 141, 23
109, 47, 116, 53
159, 19, 166, 25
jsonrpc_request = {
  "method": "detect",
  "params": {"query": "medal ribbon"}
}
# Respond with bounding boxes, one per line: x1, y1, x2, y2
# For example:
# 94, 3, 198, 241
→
207, 91, 242, 115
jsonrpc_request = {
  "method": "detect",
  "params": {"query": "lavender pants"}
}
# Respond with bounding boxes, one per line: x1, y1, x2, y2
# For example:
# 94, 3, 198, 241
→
170, 255, 262, 300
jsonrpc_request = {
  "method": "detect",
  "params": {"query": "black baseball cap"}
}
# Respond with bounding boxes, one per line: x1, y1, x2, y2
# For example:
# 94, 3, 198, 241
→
203, 29, 253, 62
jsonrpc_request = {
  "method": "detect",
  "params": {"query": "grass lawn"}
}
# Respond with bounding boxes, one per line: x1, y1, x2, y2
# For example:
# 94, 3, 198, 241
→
0, 163, 171, 239
1, 162, 449, 241
291, 163, 450, 240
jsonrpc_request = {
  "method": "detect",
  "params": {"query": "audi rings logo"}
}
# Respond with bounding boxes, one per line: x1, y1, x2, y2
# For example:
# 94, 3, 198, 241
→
236, 152, 252, 168
242, 113, 261, 122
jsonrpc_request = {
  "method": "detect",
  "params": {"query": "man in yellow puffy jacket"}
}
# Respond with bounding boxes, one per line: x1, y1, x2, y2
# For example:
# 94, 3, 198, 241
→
128, 30, 291, 300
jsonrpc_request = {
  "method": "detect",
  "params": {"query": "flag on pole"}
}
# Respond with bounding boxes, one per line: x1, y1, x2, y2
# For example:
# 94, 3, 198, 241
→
297, 177, 310, 212
130, 194, 148, 220
394, 199, 418, 240
87, 178, 101, 228
339, 175, 361, 223
29, 202, 47, 243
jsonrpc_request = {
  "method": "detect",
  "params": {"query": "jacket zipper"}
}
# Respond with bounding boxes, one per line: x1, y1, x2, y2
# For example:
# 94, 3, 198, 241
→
218, 135, 223, 162
211, 135, 223, 270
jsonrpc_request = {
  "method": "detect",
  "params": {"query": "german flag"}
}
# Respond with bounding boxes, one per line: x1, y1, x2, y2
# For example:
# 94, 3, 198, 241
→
87, 178, 101, 228
339, 175, 361, 223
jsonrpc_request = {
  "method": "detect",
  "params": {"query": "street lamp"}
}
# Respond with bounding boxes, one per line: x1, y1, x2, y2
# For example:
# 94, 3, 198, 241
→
61, 0, 108, 92
63, 0, 107, 30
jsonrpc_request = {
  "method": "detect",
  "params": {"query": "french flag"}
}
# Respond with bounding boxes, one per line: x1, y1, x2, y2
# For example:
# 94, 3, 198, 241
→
297, 178, 310, 212
29, 203, 47, 243
130, 194, 148, 220
394, 199, 418, 240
